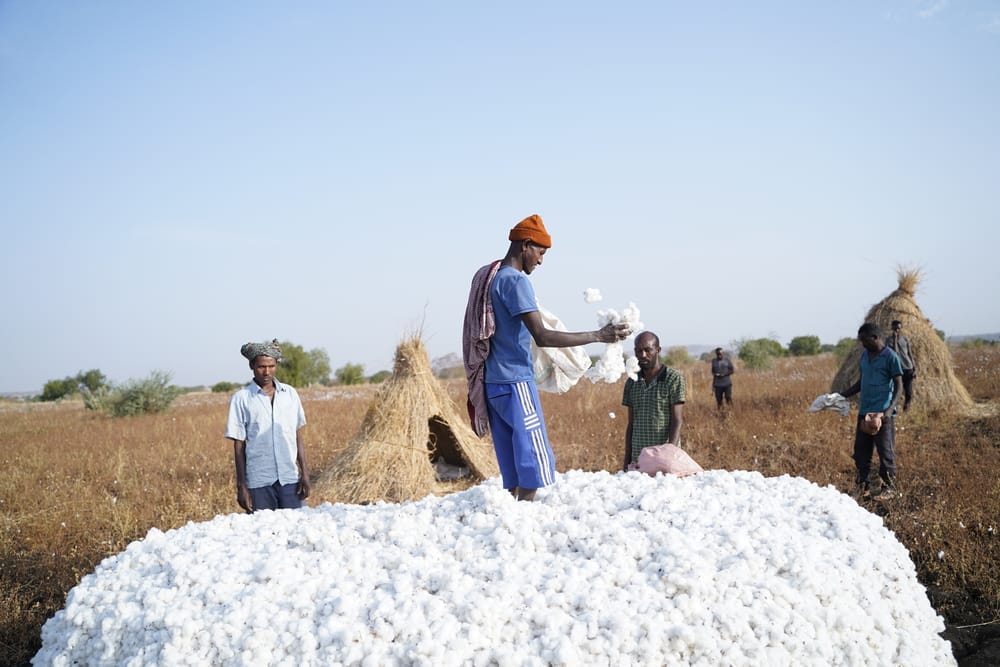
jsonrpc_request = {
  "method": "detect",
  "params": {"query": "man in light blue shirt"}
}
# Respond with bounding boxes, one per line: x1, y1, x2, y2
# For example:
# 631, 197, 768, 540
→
840, 323, 903, 501
225, 339, 311, 512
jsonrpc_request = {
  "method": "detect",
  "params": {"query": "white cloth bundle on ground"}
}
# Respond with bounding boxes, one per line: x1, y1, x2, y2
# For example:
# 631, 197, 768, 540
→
808, 392, 851, 416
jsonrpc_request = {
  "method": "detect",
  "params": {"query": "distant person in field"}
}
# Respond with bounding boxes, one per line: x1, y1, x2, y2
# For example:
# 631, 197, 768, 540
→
711, 347, 735, 409
839, 322, 903, 501
225, 339, 312, 513
463, 214, 630, 501
622, 331, 686, 471
885, 319, 916, 411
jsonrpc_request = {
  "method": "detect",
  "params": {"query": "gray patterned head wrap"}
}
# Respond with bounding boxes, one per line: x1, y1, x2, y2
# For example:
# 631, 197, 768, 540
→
240, 339, 282, 362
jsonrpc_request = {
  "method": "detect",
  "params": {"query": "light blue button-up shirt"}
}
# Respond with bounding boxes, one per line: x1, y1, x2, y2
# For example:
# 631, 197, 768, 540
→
225, 379, 306, 488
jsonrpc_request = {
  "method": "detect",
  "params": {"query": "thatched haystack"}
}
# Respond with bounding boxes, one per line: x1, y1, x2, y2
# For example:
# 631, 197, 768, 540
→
831, 267, 973, 412
315, 337, 498, 504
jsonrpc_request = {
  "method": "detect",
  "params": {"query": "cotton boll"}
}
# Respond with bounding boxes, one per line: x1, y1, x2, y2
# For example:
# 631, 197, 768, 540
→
581, 302, 644, 383
583, 288, 602, 303
585, 341, 627, 383
624, 355, 640, 380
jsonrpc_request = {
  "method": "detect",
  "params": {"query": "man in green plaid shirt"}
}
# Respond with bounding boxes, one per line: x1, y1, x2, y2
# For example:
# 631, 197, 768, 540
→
622, 331, 686, 470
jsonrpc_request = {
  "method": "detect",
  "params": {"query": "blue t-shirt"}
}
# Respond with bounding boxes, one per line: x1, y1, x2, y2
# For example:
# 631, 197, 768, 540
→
485, 266, 537, 383
859, 346, 903, 414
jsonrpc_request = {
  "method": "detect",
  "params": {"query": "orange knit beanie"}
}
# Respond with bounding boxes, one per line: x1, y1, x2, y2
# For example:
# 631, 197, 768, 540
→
508, 214, 552, 248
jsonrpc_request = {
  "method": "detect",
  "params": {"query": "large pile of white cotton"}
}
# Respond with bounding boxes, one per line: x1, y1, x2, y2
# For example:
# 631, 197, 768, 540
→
33, 470, 954, 667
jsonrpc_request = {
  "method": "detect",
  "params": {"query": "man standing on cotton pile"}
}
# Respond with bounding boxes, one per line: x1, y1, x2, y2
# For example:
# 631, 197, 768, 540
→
225, 339, 312, 513
464, 214, 630, 501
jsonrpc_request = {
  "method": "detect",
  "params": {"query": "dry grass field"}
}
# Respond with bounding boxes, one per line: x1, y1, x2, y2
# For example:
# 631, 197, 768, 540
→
2, 347, 998, 666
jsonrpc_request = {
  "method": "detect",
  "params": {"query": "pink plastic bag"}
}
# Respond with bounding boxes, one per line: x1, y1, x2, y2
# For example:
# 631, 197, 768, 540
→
636, 443, 704, 477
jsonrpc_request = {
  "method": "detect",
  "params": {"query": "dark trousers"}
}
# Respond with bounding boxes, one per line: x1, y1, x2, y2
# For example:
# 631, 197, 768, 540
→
853, 415, 896, 489
713, 384, 732, 407
249, 481, 303, 512
901, 370, 914, 408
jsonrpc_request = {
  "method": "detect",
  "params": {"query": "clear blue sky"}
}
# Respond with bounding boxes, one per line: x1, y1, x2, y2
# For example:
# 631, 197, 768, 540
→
2, 1, 998, 393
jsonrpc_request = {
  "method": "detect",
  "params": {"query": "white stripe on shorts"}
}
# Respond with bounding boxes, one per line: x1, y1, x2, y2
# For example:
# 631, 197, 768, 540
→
514, 381, 554, 486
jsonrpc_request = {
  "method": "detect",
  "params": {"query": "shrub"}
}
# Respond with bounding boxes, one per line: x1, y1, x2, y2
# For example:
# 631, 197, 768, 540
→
369, 370, 392, 384
661, 346, 693, 367
788, 335, 821, 357
833, 337, 856, 362
335, 363, 366, 386
212, 381, 242, 393
39, 377, 79, 402
105, 371, 182, 418
736, 338, 785, 370
80, 386, 112, 412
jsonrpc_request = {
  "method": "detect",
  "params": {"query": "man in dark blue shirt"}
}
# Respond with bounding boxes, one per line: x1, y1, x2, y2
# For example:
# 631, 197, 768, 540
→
840, 322, 904, 501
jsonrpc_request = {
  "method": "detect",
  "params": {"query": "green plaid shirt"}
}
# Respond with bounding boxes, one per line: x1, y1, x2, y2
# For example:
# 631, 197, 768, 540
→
622, 365, 686, 464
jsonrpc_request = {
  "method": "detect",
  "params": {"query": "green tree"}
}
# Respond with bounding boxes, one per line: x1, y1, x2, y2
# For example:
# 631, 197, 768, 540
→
833, 337, 856, 362
75, 369, 108, 393
368, 370, 392, 384
736, 337, 785, 370
788, 335, 821, 357
39, 377, 78, 402
335, 363, 366, 386
274, 341, 332, 387
38, 368, 110, 402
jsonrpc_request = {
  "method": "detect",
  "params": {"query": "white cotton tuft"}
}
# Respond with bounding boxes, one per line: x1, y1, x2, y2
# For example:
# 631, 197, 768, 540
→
586, 341, 627, 383
583, 288, 603, 304
585, 302, 643, 384
625, 355, 640, 381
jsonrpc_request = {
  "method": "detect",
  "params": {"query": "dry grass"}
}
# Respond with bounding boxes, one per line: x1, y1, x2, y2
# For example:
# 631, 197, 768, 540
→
312, 337, 498, 504
2, 348, 998, 666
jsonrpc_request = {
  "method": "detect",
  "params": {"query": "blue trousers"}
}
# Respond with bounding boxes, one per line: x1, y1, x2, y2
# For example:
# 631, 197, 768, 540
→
249, 481, 303, 511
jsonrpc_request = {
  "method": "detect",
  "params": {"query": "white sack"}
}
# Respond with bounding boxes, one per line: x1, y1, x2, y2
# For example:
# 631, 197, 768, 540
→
532, 304, 592, 394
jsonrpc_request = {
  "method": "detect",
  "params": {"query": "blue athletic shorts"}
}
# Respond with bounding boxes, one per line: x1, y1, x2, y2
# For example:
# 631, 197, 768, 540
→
485, 380, 556, 490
